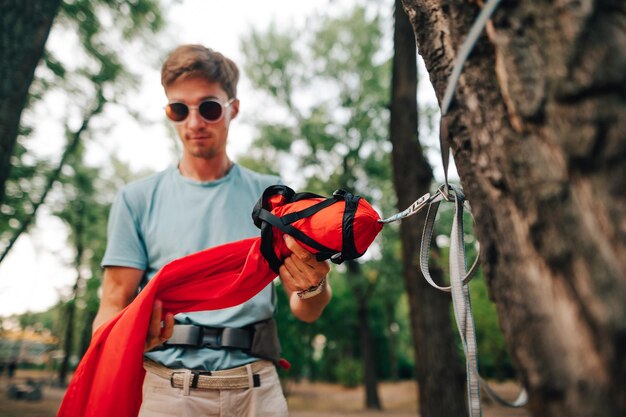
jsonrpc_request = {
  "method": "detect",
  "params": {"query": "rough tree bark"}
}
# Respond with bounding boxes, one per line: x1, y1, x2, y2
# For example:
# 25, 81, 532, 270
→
400, 1, 626, 416
389, 1, 467, 416
0, 1, 62, 204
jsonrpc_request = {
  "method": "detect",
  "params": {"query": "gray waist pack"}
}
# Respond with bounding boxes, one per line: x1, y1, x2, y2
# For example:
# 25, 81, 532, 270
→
162, 318, 282, 364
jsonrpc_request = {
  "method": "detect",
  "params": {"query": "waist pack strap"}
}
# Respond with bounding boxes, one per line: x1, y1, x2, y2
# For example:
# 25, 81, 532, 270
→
165, 325, 252, 350
162, 319, 281, 364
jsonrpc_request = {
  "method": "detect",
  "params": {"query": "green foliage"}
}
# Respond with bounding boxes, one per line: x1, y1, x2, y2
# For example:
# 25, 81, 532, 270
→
335, 357, 363, 387
244, 3, 415, 386
57, 146, 152, 363
0, 0, 169, 369
469, 275, 515, 380
52, 143, 111, 265
0, 154, 148, 367
240, 3, 391, 194
15, 308, 61, 334
0, 141, 51, 249
244, 3, 514, 384
1, 0, 169, 259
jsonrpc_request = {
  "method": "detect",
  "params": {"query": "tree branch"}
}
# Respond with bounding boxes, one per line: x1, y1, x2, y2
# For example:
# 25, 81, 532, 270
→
0, 89, 106, 264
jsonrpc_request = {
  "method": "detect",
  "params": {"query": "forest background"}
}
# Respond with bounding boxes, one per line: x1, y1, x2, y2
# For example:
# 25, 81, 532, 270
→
0, 0, 513, 407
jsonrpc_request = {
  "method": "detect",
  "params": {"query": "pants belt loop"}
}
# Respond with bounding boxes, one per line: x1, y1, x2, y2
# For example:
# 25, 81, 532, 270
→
245, 364, 257, 417
245, 364, 254, 389
182, 370, 192, 396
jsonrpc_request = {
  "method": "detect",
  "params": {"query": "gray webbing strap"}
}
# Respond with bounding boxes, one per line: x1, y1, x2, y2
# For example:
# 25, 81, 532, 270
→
419, 186, 480, 292
379, 187, 479, 291
420, 185, 528, 416
380, 184, 528, 415
447, 185, 482, 416
438, 0, 502, 190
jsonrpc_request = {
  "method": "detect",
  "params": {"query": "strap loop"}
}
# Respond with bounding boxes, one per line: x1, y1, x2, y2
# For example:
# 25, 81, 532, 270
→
378, 183, 528, 415
419, 184, 527, 416
420, 186, 479, 293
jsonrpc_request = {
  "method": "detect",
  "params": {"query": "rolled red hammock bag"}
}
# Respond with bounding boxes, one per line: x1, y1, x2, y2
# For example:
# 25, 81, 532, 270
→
57, 185, 383, 417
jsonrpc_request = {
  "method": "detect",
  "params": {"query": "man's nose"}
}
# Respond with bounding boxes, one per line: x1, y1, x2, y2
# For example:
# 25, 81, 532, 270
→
187, 107, 205, 128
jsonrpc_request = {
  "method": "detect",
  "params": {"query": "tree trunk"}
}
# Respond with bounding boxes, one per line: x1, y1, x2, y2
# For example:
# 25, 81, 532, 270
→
0, 1, 62, 204
58, 297, 76, 387
59, 214, 84, 386
400, 1, 626, 416
78, 308, 96, 360
385, 300, 399, 381
346, 260, 382, 410
390, 1, 467, 416
356, 292, 381, 410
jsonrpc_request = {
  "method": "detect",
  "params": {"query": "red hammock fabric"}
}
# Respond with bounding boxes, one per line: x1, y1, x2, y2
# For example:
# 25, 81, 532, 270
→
57, 193, 382, 417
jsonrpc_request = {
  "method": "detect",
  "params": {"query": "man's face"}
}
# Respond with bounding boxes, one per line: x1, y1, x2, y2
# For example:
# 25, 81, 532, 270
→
164, 76, 239, 161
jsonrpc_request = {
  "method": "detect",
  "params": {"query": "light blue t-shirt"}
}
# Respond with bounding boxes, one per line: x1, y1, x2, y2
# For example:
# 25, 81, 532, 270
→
101, 164, 281, 370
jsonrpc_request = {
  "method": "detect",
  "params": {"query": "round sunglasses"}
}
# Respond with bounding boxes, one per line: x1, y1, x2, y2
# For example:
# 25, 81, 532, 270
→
165, 98, 235, 124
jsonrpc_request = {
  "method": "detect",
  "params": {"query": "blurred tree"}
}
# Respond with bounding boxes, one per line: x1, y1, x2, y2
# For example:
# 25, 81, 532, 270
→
401, 0, 626, 415
241, 3, 396, 409
51, 140, 137, 384
51, 137, 110, 385
388, 0, 466, 415
0, 0, 166, 263
0, 87, 106, 264
0, 1, 62, 204
0, 153, 145, 384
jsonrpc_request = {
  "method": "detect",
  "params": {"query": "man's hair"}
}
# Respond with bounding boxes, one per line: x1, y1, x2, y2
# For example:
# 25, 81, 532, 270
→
161, 44, 239, 98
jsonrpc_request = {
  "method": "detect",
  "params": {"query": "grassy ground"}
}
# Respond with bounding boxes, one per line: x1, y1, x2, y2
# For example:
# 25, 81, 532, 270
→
0, 370, 530, 417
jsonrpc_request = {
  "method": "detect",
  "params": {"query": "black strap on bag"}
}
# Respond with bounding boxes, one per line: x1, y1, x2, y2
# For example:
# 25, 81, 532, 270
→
251, 185, 363, 273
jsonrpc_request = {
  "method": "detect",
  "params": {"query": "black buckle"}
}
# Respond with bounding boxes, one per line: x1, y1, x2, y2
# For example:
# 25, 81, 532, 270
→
330, 252, 344, 264
221, 328, 252, 350
200, 327, 222, 348
332, 189, 347, 199
169, 372, 181, 388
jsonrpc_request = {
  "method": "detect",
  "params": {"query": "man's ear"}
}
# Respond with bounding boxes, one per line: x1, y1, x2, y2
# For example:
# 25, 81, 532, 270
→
228, 98, 240, 121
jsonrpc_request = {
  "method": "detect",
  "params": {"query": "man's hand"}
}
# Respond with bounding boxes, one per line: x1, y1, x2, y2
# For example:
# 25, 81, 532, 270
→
279, 235, 330, 294
145, 299, 175, 352
280, 235, 332, 323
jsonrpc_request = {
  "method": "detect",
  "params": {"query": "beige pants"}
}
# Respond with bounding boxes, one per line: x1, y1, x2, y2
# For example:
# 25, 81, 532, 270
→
138, 361, 289, 417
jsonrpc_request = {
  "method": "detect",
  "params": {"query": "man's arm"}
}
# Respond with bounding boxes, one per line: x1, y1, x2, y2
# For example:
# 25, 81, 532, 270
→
279, 235, 332, 323
92, 266, 142, 332
93, 266, 173, 351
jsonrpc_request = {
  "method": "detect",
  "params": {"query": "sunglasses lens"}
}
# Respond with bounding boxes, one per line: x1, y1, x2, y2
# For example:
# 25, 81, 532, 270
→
199, 101, 223, 121
165, 103, 189, 122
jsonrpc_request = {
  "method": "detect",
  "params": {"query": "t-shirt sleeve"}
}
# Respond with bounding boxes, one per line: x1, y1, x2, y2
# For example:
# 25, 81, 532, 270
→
101, 188, 148, 270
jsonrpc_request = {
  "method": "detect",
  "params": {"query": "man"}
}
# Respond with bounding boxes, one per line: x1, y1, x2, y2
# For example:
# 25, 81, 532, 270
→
93, 44, 331, 417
